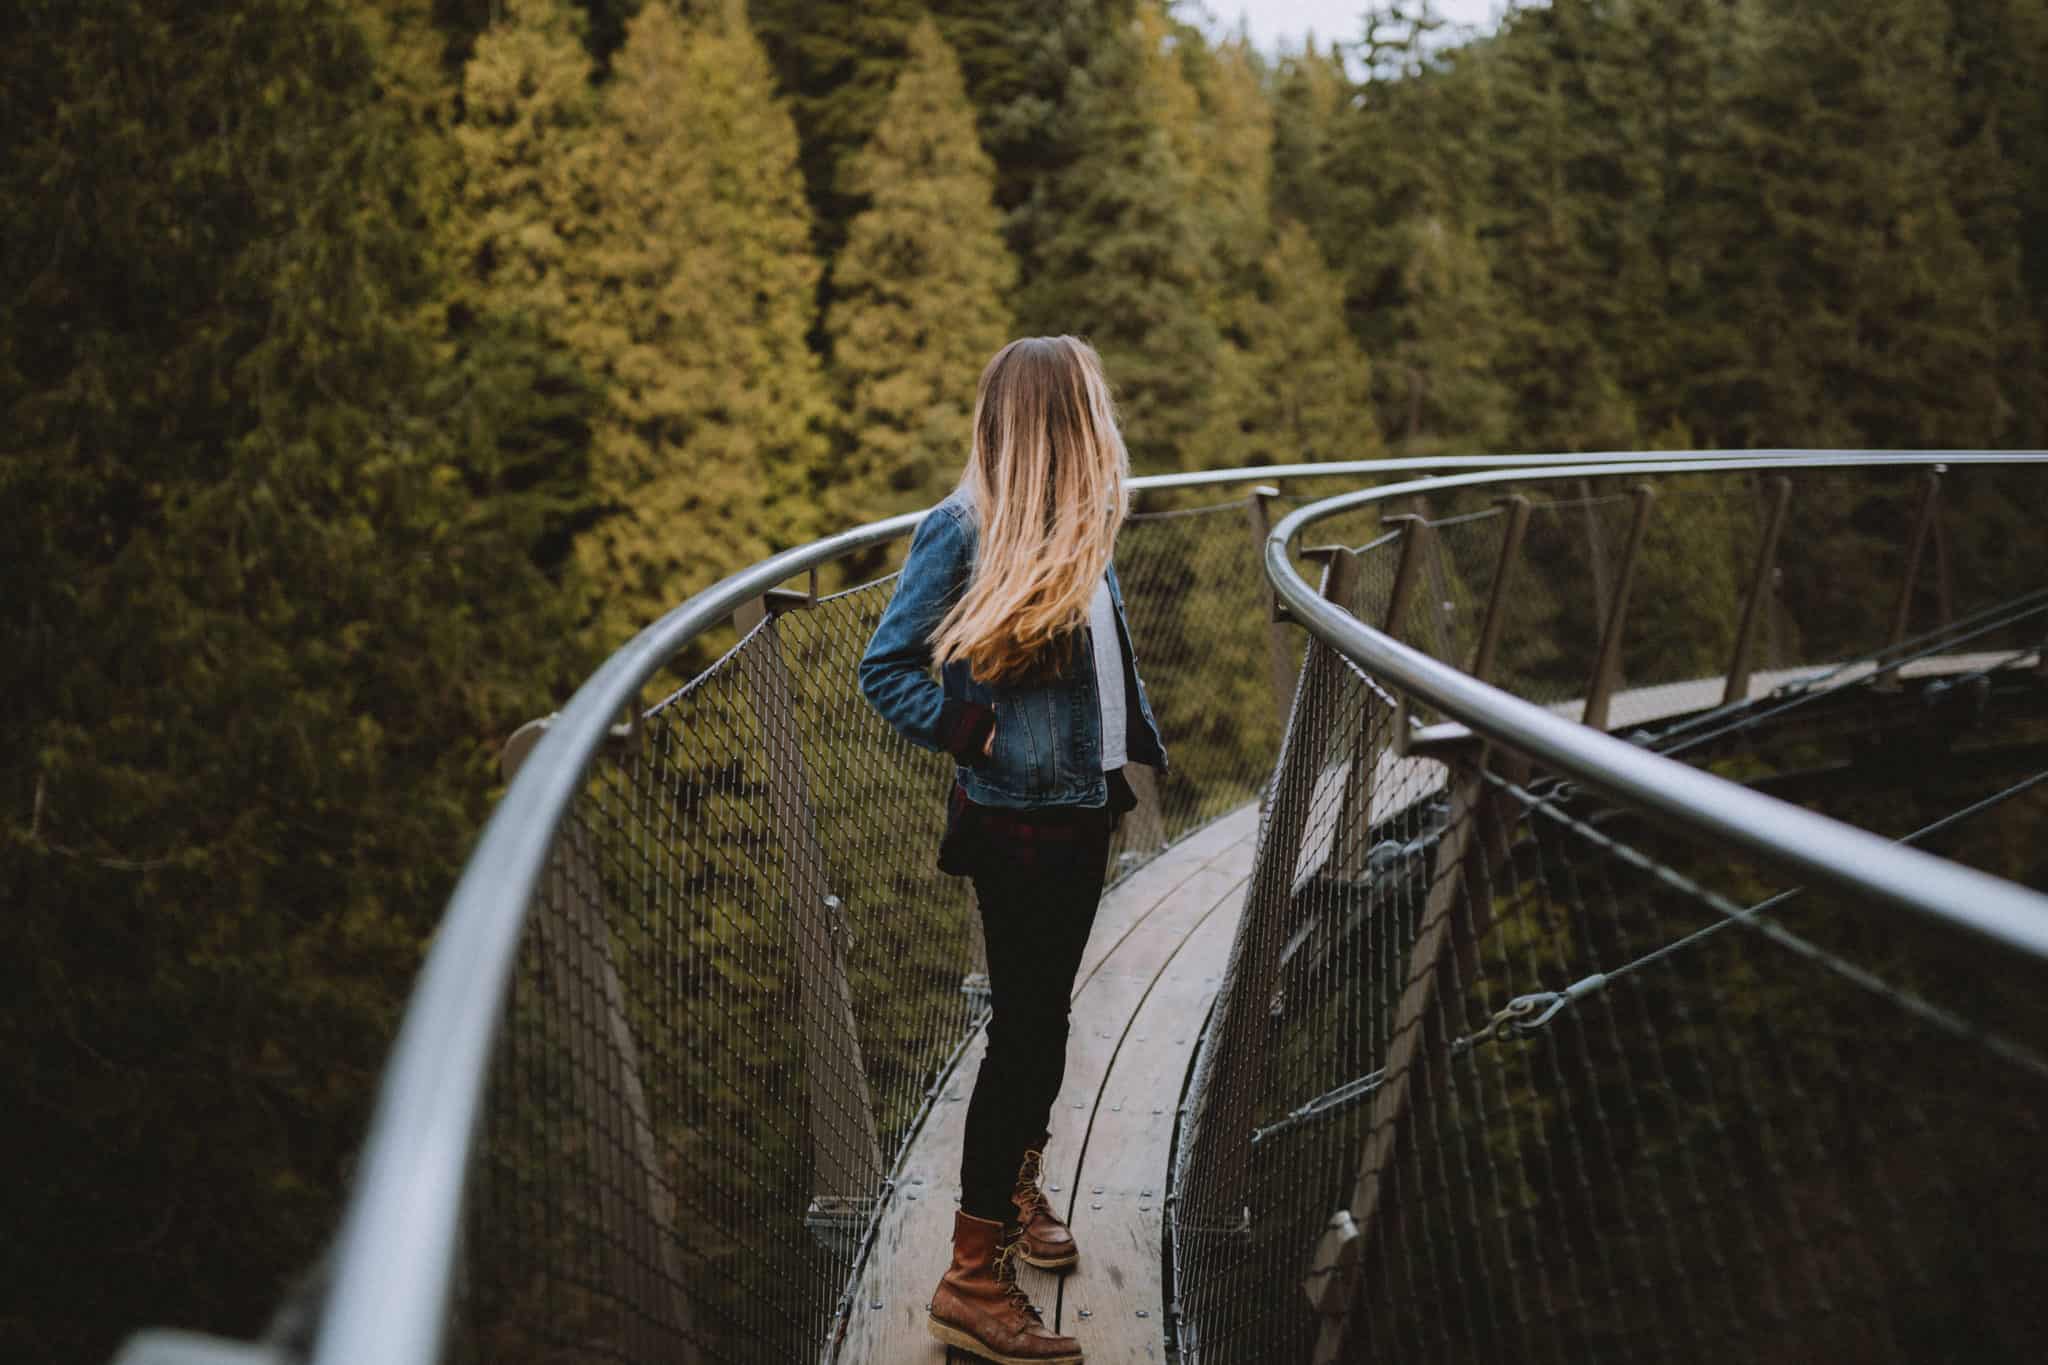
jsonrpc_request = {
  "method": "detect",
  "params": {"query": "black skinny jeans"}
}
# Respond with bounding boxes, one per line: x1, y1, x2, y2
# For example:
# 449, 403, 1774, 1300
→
957, 823, 1113, 1223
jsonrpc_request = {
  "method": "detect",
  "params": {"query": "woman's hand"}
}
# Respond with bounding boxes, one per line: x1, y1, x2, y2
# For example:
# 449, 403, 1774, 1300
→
982, 719, 997, 758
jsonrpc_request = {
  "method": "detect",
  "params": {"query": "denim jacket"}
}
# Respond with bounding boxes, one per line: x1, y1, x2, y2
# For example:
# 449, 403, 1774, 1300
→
858, 486, 1169, 809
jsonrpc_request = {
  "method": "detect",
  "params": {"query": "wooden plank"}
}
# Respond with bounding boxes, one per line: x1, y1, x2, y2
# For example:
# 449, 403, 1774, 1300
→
1045, 851, 1257, 1194
839, 1030, 987, 1363
1079, 811, 1258, 991
1092, 803, 1250, 950
1053, 887, 1251, 1361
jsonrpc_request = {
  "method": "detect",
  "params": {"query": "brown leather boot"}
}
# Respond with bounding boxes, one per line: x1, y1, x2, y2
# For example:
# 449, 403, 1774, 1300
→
1012, 1140, 1079, 1271
927, 1210, 1084, 1364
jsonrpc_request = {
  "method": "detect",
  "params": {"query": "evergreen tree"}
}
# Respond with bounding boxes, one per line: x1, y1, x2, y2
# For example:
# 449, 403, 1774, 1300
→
0, 1, 591, 1356
1600, 0, 1745, 445
362, 0, 604, 580
1383, 209, 1514, 451
1943, 0, 2048, 442
1220, 220, 1384, 466
1019, 1, 1223, 472
747, 0, 924, 259
1187, 37, 1275, 296
570, 0, 831, 644
1709, 0, 2007, 447
454, 0, 601, 323
824, 18, 1016, 525
1314, 6, 1512, 452
1471, 0, 1647, 452
1268, 39, 1348, 236
933, 0, 1142, 285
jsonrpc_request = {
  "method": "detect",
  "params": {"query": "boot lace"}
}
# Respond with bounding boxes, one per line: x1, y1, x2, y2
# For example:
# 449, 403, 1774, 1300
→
1013, 1148, 1050, 1220
993, 1231, 1044, 1322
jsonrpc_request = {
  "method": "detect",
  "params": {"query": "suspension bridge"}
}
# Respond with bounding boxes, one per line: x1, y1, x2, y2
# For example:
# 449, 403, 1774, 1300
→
119, 452, 2048, 1364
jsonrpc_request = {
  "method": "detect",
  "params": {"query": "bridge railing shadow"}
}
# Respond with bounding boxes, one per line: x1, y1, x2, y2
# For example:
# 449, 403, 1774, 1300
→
1172, 453, 2048, 1364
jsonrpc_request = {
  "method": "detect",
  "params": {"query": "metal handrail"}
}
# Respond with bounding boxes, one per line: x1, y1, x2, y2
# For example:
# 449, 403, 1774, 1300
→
1263, 451, 2048, 967
306, 447, 2015, 1365
314, 450, 1776, 1365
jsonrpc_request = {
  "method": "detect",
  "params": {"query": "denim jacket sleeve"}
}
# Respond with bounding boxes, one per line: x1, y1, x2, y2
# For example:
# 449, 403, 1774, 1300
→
858, 505, 995, 762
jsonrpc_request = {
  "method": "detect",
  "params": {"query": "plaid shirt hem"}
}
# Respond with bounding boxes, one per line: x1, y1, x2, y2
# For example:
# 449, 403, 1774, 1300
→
937, 767, 1140, 878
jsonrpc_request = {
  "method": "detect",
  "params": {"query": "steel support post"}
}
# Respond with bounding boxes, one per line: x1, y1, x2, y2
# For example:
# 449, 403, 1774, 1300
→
502, 724, 702, 1364
1875, 471, 1942, 692
732, 597, 885, 1238
1307, 547, 1382, 883
1247, 485, 1303, 728
1312, 768, 1504, 1365
1723, 476, 1793, 706
1469, 495, 1533, 684
1381, 514, 1433, 754
1580, 484, 1657, 732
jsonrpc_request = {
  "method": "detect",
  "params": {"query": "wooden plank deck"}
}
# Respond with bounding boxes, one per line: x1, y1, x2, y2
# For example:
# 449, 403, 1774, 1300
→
839, 802, 1261, 1364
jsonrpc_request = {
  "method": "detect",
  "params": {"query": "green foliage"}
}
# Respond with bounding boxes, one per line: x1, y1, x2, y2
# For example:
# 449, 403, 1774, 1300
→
570, 0, 831, 648
1018, 3, 1224, 472
1308, 10, 1513, 453
1295, 0, 2047, 454
823, 18, 1016, 526
1704, 0, 2008, 447
456, 0, 831, 653
1467, 0, 1648, 453
0, 1, 595, 1357
1212, 221, 1384, 467
747, 0, 926, 259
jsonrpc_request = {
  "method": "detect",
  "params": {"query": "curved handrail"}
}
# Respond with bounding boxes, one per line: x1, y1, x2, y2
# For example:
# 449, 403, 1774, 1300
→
1262, 450, 2048, 966
306, 447, 1987, 1365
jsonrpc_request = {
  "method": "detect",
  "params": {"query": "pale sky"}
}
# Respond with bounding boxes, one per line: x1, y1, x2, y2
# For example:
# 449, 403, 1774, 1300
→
1215, 0, 1508, 54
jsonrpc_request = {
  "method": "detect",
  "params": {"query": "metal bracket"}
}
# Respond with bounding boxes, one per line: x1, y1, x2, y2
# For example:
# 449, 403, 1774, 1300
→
732, 568, 821, 634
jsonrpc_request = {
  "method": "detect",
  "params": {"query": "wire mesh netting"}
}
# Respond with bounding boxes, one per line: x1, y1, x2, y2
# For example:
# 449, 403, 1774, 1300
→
1114, 498, 1296, 851
1173, 697, 2048, 1362
443, 492, 1297, 1363
1169, 463, 2048, 1365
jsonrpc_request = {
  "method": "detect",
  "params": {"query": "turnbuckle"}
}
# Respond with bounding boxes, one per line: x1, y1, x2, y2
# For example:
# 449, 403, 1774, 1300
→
1476, 974, 1609, 1044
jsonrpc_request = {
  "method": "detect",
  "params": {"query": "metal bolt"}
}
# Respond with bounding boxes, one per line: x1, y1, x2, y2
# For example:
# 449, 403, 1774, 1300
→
1111, 1103, 1122, 1112
1077, 1309, 1092, 1320
1073, 1101, 1084, 1109
1137, 1309, 1151, 1319
1093, 1186, 1104, 1195
1142, 1189, 1153, 1197
906, 1191, 918, 1200
870, 1299, 883, 1310
1049, 1184, 1061, 1192
1091, 1202, 1103, 1210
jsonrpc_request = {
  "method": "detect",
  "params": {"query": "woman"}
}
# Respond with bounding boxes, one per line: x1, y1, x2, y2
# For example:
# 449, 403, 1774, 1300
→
858, 336, 1169, 1365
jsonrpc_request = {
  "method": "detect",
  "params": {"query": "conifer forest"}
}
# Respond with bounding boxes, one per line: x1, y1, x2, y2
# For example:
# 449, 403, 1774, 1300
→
4, 0, 2046, 1358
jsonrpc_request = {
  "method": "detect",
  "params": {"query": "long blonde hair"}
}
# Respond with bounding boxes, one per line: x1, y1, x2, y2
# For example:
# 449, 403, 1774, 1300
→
930, 336, 1130, 686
